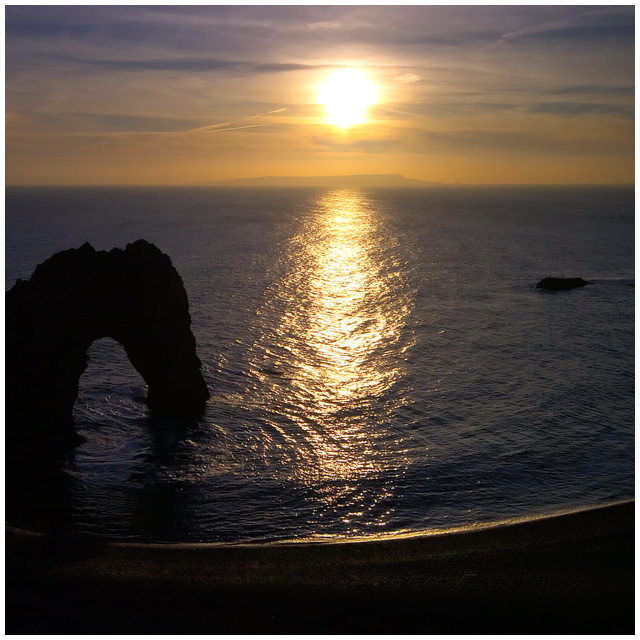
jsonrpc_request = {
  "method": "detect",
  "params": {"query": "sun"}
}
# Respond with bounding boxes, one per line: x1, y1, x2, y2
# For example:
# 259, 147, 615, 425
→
317, 69, 378, 128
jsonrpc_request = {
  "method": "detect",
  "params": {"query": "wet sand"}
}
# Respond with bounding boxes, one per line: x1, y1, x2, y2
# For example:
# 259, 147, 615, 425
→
6, 499, 634, 634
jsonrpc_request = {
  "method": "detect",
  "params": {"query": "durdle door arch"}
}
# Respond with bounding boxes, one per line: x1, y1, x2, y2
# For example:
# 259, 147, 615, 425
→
6, 240, 209, 452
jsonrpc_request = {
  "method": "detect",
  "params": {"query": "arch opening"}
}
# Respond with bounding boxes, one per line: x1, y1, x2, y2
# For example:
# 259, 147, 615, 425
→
74, 337, 148, 434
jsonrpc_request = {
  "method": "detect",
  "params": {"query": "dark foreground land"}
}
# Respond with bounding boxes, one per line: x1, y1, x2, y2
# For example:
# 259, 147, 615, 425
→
6, 500, 634, 634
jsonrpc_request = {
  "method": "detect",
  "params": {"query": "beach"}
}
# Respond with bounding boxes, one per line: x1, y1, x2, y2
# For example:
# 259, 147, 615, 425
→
6, 499, 634, 634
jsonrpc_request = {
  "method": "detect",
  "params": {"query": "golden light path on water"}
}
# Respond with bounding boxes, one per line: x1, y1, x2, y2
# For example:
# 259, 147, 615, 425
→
245, 190, 417, 530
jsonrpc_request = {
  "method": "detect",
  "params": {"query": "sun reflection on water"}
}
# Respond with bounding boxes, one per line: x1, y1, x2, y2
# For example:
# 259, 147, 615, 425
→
296, 194, 407, 418
246, 189, 416, 528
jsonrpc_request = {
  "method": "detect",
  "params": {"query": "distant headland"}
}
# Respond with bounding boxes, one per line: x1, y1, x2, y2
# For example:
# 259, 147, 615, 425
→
215, 174, 441, 188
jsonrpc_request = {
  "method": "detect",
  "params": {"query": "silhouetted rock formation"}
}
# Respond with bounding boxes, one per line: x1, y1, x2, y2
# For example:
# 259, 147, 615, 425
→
535, 277, 592, 291
6, 240, 209, 451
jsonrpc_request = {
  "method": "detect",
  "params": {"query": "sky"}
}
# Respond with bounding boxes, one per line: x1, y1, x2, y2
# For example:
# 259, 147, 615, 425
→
5, 4, 635, 185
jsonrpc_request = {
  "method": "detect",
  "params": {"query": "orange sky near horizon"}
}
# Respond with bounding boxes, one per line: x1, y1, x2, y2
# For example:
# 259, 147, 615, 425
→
5, 6, 635, 186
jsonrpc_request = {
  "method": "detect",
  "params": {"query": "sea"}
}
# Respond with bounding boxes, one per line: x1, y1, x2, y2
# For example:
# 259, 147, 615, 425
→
5, 185, 635, 543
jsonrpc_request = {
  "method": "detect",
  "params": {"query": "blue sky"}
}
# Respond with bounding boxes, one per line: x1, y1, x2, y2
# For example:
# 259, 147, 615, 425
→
5, 5, 635, 184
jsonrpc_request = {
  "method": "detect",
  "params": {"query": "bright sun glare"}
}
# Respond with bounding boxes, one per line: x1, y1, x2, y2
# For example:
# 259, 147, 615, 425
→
318, 69, 378, 128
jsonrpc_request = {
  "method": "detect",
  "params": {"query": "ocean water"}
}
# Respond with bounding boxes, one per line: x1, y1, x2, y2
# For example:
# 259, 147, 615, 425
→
5, 185, 634, 543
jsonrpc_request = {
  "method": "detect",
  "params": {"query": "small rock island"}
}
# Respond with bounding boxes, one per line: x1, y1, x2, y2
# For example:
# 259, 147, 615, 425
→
6, 240, 209, 451
535, 277, 592, 291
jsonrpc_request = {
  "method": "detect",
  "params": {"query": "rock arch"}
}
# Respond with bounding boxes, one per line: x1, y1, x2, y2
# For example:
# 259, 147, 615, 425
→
6, 240, 210, 451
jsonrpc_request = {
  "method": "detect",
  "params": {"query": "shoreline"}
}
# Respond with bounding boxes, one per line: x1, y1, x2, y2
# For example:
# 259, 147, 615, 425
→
6, 498, 634, 634
6, 496, 634, 547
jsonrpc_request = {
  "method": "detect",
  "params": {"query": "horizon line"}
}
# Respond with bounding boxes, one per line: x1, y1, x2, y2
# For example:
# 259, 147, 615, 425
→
6, 182, 635, 188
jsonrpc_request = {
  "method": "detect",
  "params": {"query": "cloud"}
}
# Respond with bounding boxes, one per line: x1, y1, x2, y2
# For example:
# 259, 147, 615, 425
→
396, 73, 421, 84
396, 102, 519, 118
63, 112, 207, 133
526, 102, 634, 119
312, 136, 400, 154
392, 100, 634, 120
492, 7, 634, 48
195, 123, 266, 133
305, 20, 354, 32
545, 84, 635, 98
8, 104, 293, 136
408, 127, 633, 156
19, 54, 318, 76
189, 106, 296, 134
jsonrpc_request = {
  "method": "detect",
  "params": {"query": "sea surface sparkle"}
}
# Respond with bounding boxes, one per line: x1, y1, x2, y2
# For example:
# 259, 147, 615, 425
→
6, 185, 634, 542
